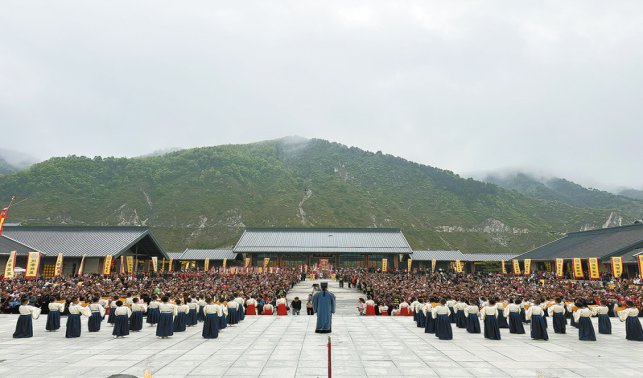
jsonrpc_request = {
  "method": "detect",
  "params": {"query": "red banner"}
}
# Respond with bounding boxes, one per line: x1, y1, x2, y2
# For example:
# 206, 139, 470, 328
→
0, 207, 7, 236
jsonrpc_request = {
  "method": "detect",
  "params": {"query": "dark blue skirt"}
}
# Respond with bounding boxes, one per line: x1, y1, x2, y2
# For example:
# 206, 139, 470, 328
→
484, 315, 501, 340
46, 310, 61, 331
113, 315, 129, 336
425, 313, 436, 334
13, 314, 33, 338
66, 314, 82, 338
202, 313, 219, 339
530, 315, 548, 340
198, 306, 205, 322
520, 307, 529, 323
156, 312, 174, 337
597, 314, 611, 334
413, 309, 419, 322
417, 311, 426, 328
129, 311, 143, 331
625, 317, 643, 341
448, 307, 455, 323
569, 315, 578, 328
435, 314, 453, 340
107, 309, 116, 324
174, 312, 187, 332
509, 312, 525, 334
466, 313, 481, 333
227, 308, 238, 325
187, 308, 198, 326
578, 317, 596, 341
497, 310, 508, 328
456, 310, 467, 328
147, 308, 160, 324
553, 312, 566, 334
219, 311, 227, 329
88, 312, 102, 332
239, 307, 245, 321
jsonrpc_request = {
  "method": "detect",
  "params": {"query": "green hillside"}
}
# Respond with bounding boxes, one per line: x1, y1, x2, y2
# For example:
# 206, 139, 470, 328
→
0, 137, 624, 253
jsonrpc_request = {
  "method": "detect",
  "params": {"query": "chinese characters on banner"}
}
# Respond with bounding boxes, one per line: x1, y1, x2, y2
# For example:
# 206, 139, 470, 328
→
245, 258, 251, 267
431, 259, 436, 273
126, 256, 134, 274
3, 251, 16, 279
263, 258, 270, 269
501, 260, 507, 275
555, 258, 564, 278
54, 253, 64, 277
512, 259, 521, 275
523, 259, 531, 276
25, 252, 41, 279
78, 254, 86, 275
160, 258, 165, 273
638, 256, 643, 279
103, 255, 113, 275
407, 259, 412, 272
204, 258, 209, 272
151, 256, 158, 273
588, 258, 600, 280
454, 260, 462, 273
611, 257, 623, 278
573, 258, 584, 279
168, 258, 173, 272
319, 259, 329, 271
222, 258, 227, 269
382, 259, 388, 272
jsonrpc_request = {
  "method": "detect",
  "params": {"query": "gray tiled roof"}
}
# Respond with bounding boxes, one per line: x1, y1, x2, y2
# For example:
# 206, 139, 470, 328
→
0, 235, 37, 255
234, 228, 413, 254
410, 250, 465, 261
165, 252, 184, 260
516, 223, 643, 261
179, 249, 236, 260
615, 248, 643, 264
462, 253, 518, 262
1, 226, 168, 258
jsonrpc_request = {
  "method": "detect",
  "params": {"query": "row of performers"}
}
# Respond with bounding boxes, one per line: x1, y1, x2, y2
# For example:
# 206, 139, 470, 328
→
12, 294, 293, 339
363, 298, 643, 342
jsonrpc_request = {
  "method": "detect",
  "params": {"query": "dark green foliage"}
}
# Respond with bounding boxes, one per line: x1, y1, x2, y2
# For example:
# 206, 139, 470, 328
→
0, 137, 623, 253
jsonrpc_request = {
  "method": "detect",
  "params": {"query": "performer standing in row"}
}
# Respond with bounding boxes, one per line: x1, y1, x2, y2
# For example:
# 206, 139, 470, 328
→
202, 298, 221, 339
312, 282, 335, 333
13, 298, 41, 338
130, 298, 147, 331
156, 296, 175, 338
245, 297, 257, 316
424, 302, 435, 334
504, 299, 525, 334
592, 300, 611, 335
197, 294, 207, 322
525, 300, 548, 340
276, 296, 288, 316
454, 299, 467, 329
147, 294, 160, 326
88, 296, 106, 332
364, 297, 376, 316
66, 297, 89, 338
433, 299, 453, 340
464, 300, 480, 334
186, 298, 198, 327
496, 299, 508, 328
112, 301, 132, 338
480, 299, 501, 340
227, 299, 239, 325
107, 295, 119, 326
574, 302, 596, 341
548, 298, 567, 334
46, 296, 64, 332
618, 301, 643, 341
174, 299, 189, 332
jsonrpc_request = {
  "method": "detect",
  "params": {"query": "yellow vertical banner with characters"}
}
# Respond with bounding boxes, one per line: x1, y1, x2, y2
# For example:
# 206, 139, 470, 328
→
269, 267, 273, 274
264, 258, 270, 269
382, 259, 388, 272
222, 258, 227, 269
54, 253, 64, 277
25, 252, 41, 279
588, 258, 600, 280
556, 258, 564, 278
407, 259, 412, 272
638, 255, 643, 279
573, 258, 584, 279
431, 259, 436, 273
245, 258, 251, 267
501, 260, 507, 275
512, 259, 521, 275
160, 258, 165, 273
151, 256, 158, 273
611, 257, 623, 278
126, 256, 134, 274
455, 260, 462, 273
168, 258, 173, 272
103, 255, 113, 275
78, 254, 86, 275
523, 259, 531, 276
204, 258, 209, 272
4, 251, 16, 279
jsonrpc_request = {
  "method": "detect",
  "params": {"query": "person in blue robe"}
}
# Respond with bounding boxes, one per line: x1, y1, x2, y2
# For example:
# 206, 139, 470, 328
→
527, 300, 548, 341
312, 282, 336, 333
575, 303, 596, 341
433, 299, 453, 340
147, 294, 160, 326
424, 304, 436, 334
156, 297, 174, 338
66, 297, 85, 338
202, 298, 219, 339
14, 299, 40, 338
465, 301, 481, 334
129, 298, 145, 332
620, 301, 643, 341
88, 296, 105, 332
174, 299, 188, 332
417, 301, 426, 328
46, 296, 63, 331
112, 301, 131, 338
482, 299, 501, 340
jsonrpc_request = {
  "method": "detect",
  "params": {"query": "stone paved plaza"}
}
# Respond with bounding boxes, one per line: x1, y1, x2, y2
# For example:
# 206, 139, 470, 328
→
0, 279, 642, 378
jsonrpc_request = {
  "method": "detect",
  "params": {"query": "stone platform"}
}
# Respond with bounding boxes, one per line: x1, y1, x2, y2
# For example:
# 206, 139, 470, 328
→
0, 279, 641, 378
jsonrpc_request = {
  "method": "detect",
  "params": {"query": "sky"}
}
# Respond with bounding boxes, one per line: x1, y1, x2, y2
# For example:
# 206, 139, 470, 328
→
1, 1, 642, 190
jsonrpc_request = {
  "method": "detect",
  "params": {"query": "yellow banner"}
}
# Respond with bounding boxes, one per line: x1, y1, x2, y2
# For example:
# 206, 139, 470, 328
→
638, 256, 643, 279
223, 258, 227, 269
512, 259, 521, 275
501, 260, 507, 275
54, 253, 64, 277
556, 258, 564, 278
455, 260, 462, 273
168, 258, 173, 272
4, 251, 16, 279
151, 257, 158, 273
431, 259, 436, 273
573, 258, 584, 279
245, 257, 250, 267
382, 259, 388, 272
126, 256, 134, 274
269, 267, 273, 274
523, 259, 531, 276
588, 258, 600, 280
78, 254, 86, 275
103, 255, 113, 275
259, 267, 263, 273
407, 259, 412, 272
264, 258, 270, 269
611, 257, 623, 278
25, 252, 40, 279
204, 258, 209, 271
120, 256, 125, 274
231, 267, 235, 274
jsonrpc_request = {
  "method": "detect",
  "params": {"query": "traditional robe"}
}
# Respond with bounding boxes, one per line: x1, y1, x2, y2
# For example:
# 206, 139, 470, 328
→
618, 307, 643, 341
312, 290, 336, 333
14, 305, 41, 338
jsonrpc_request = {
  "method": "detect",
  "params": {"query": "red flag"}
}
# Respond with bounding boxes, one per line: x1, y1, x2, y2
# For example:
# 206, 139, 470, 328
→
0, 207, 7, 236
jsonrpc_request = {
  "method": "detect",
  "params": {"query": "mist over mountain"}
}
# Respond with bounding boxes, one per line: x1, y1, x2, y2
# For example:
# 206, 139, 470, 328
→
0, 149, 40, 175
0, 137, 630, 252
616, 188, 643, 201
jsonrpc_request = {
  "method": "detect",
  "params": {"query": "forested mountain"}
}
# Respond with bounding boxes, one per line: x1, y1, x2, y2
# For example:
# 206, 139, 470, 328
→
483, 172, 643, 221
617, 188, 643, 201
0, 137, 628, 253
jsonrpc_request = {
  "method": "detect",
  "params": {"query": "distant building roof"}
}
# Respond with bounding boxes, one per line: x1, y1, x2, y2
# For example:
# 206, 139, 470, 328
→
410, 250, 465, 261
1, 226, 168, 259
517, 223, 643, 261
0, 235, 35, 255
166, 252, 184, 260
462, 253, 518, 262
234, 228, 413, 254
179, 249, 236, 260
